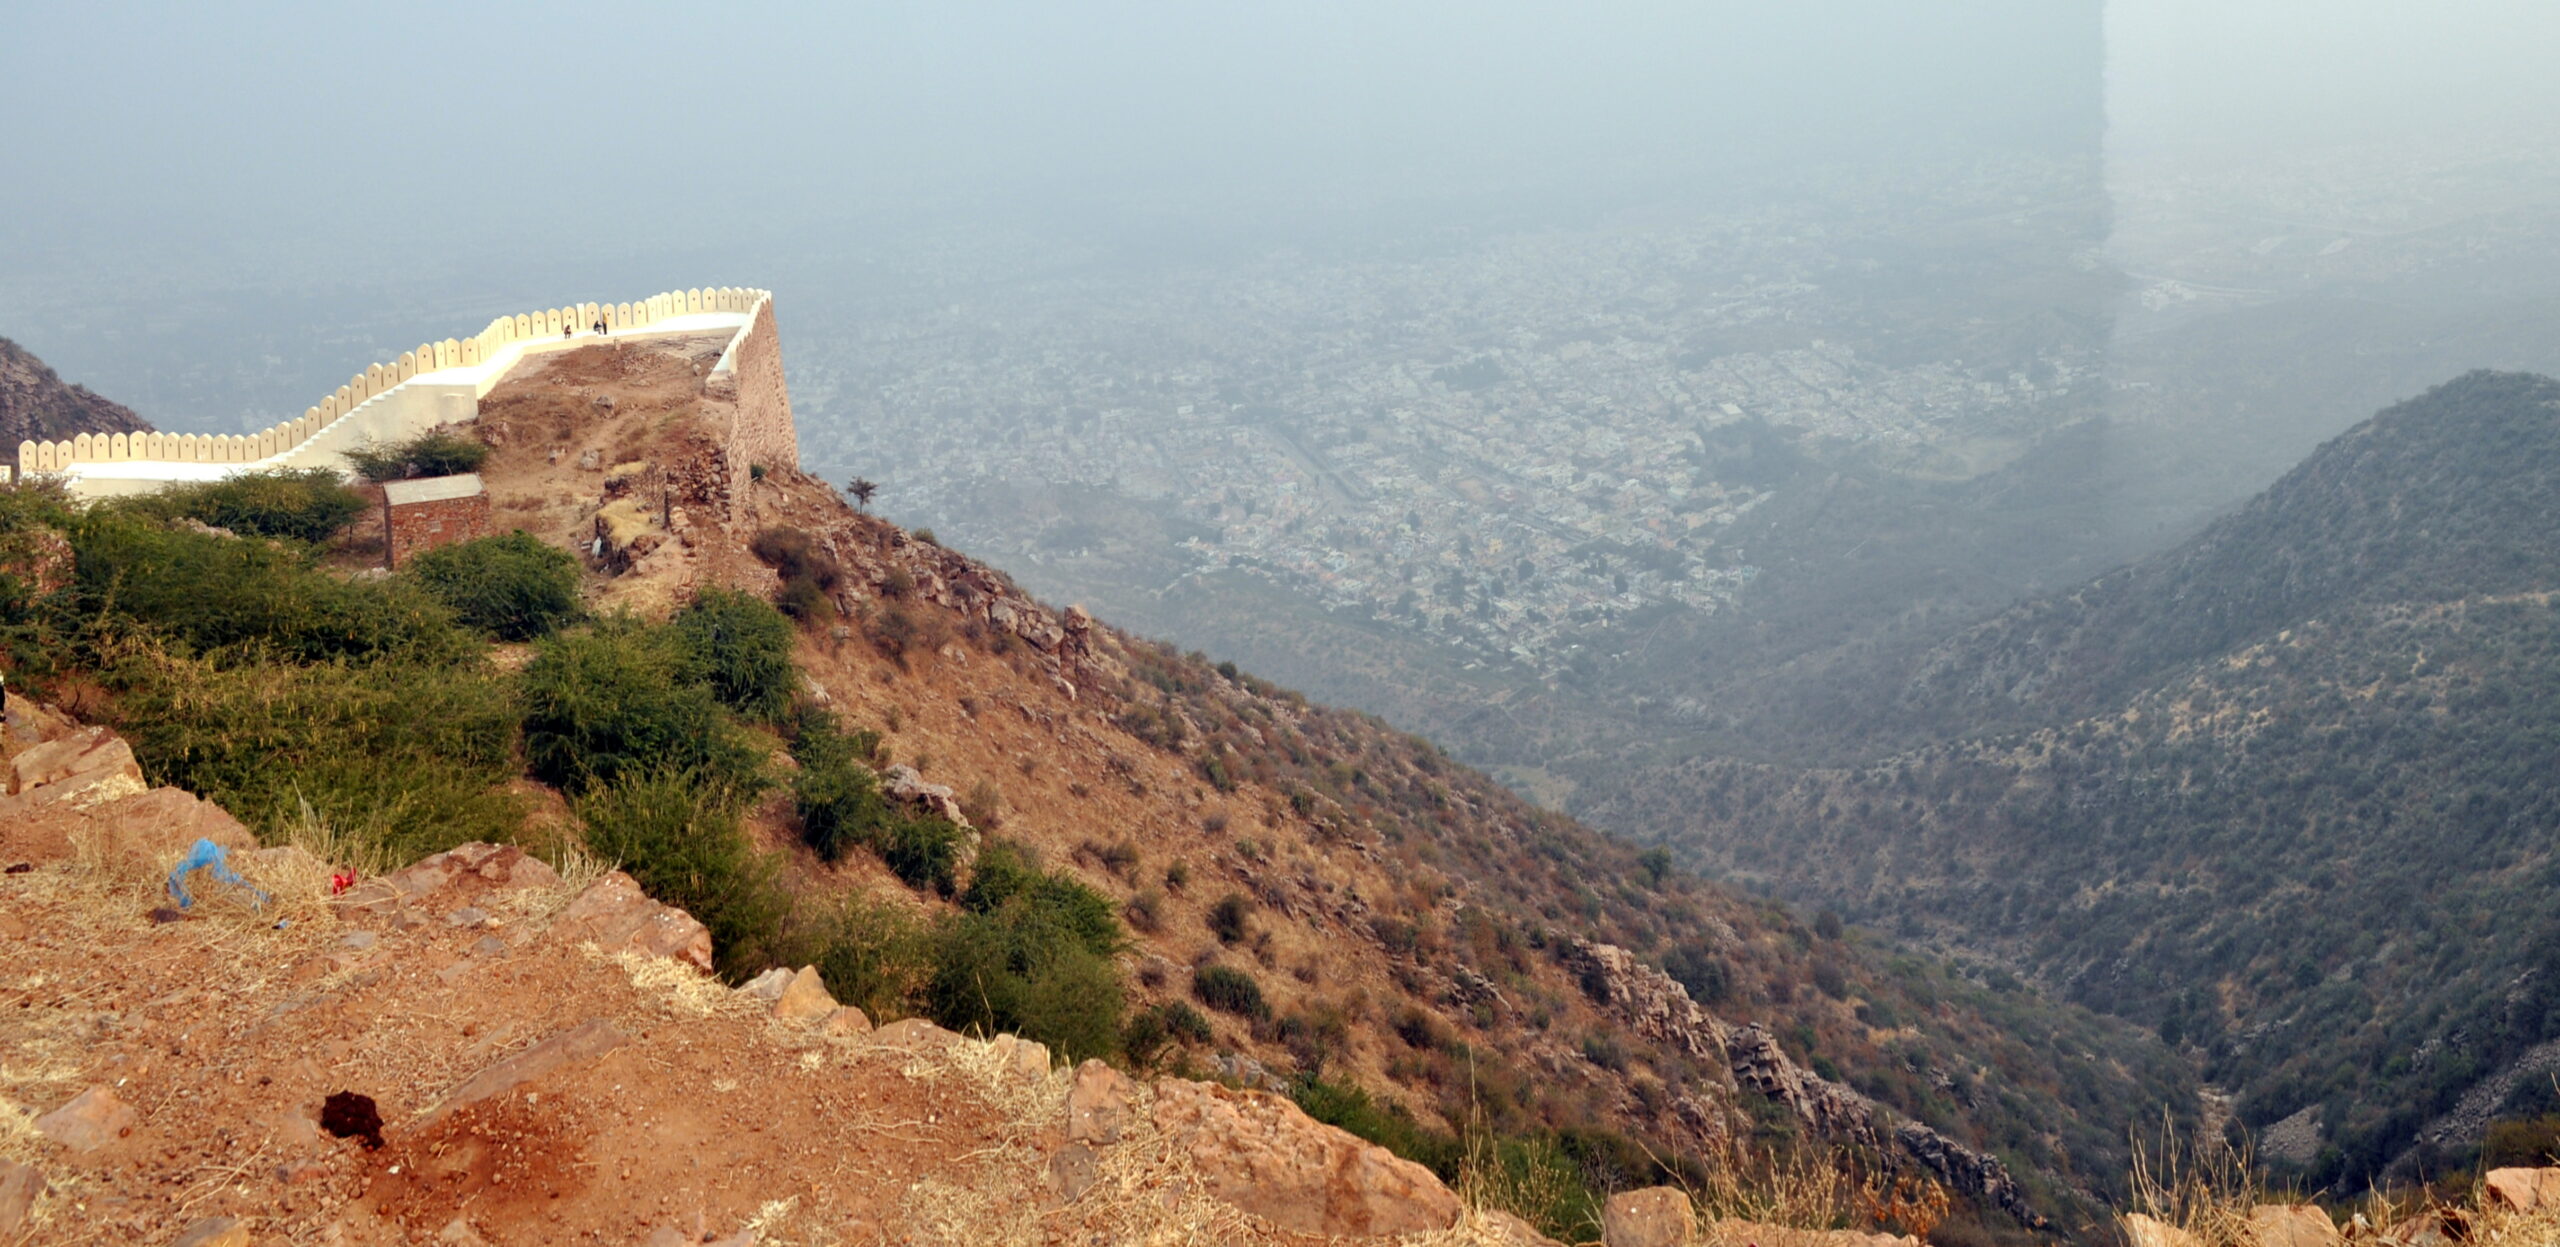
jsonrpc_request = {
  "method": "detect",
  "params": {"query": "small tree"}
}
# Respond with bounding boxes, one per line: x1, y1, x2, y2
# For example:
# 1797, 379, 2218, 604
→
846, 477, 878, 508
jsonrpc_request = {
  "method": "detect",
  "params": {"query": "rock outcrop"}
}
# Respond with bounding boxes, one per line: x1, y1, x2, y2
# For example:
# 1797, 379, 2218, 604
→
1568, 939, 2041, 1228
1602, 1185, 1693, 1247
548, 869, 715, 973
1145, 1078, 1465, 1237
0, 335, 149, 450
2485, 1166, 2560, 1214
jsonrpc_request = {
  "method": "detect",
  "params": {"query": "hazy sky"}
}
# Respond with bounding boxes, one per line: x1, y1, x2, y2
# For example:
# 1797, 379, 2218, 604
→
2108, 0, 2560, 159
0, 2, 2095, 278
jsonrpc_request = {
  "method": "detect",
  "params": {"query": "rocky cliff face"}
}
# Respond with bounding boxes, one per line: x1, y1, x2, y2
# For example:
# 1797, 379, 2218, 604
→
1567, 940, 2043, 1229
0, 336, 150, 450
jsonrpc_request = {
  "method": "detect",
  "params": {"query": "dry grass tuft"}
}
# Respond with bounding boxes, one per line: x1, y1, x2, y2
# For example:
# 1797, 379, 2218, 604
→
601, 945, 741, 1017
2127, 1121, 2283, 1245
1685, 1134, 1889, 1233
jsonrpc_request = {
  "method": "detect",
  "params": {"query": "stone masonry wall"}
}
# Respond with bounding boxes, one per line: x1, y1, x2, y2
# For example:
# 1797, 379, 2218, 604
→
707, 297, 800, 510
385, 491, 492, 568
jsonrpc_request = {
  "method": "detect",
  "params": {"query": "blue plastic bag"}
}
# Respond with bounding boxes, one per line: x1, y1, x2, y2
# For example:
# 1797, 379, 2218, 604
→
165, 838, 269, 911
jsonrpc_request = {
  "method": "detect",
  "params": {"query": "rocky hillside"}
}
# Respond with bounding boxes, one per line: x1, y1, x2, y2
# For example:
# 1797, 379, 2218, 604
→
1597, 372, 2560, 1195
0, 335, 2195, 1242
0, 703, 1560, 1245
0, 336, 149, 449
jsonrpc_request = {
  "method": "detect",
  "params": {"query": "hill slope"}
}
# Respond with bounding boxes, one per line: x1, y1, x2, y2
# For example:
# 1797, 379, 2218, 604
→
0, 335, 2197, 1241
0, 336, 150, 449
1598, 372, 2560, 1193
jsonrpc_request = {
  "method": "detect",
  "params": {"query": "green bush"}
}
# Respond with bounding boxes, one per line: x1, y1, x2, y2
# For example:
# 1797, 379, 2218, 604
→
345, 428, 490, 483
788, 710, 962, 892
1126, 999, 1216, 1067
101, 639, 523, 857
120, 468, 369, 544
920, 838, 1128, 1062
521, 619, 767, 797
750, 527, 840, 623
577, 772, 795, 979
1193, 963, 1269, 1020
67, 512, 475, 666
793, 743, 896, 862
877, 814, 965, 896
962, 840, 1120, 952
405, 531, 582, 641
671, 587, 797, 722
1208, 891, 1252, 944
808, 894, 933, 1023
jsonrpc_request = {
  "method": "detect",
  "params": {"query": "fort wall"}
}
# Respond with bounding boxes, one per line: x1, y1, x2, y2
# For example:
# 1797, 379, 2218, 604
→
22, 287, 794, 498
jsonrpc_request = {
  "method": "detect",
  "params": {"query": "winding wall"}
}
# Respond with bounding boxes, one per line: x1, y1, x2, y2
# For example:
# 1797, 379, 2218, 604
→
19, 287, 782, 498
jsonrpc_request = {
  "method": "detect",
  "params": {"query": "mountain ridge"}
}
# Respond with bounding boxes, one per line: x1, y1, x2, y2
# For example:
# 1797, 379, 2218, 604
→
0, 336, 150, 451
1601, 370, 2560, 1194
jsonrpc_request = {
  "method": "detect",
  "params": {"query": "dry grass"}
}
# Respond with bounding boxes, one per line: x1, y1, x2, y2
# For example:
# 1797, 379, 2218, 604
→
1687, 1134, 1895, 1233
2126, 1124, 2281, 1245
601, 944, 742, 1018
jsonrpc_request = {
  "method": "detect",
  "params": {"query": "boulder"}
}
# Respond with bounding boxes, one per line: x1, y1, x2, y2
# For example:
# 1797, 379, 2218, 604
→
1602, 1186, 1693, 1247
1065, 1059, 1134, 1145
880, 765, 971, 827
2245, 1203, 2339, 1247
2121, 1214, 2200, 1247
363, 842, 561, 908
988, 1033, 1049, 1079
771, 966, 838, 1025
2484, 1166, 2560, 1214
2379, 1211, 2454, 1247
737, 967, 794, 1002
3, 698, 77, 747
1148, 1078, 1461, 1237
0, 1158, 48, 1235
36, 1086, 139, 1153
547, 871, 713, 973
1478, 1209, 1568, 1247
7, 726, 142, 798
871, 1017, 963, 1053
821, 1006, 872, 1037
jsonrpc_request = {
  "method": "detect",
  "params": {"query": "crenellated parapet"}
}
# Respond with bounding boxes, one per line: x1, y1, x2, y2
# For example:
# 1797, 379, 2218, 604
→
21, 287, 776, 495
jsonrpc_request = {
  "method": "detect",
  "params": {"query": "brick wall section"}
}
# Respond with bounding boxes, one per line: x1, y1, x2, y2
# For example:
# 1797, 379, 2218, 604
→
384, 488, 492, 569
708, 298, 799, 510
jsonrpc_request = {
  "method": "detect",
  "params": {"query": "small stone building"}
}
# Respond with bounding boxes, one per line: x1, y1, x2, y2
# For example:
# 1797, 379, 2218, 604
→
381, 473, 491, 568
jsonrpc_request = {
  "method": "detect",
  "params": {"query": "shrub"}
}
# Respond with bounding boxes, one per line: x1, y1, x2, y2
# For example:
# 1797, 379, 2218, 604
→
749, 527, 841, 589
1193, 963, 1269, 1020
68, 512, 475, 666
121, 468, 369, 544
576, 772, 794, 979
520, 619, 766, 797
405, 531, 582, 641
1208, 891, 1252, 945
876, 813, 965, 896
345, 428, 490, 483
962, 841, 1121, 954
1124, 999, 1217, 1067
923, 839, 1129, 1062
793, 743, 896, 863
1662, 941, 1734, 1005
808, 893, 933, 1023
670, 588, 796, 722
752, 527, 840, 623
102, 639, 523, 857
